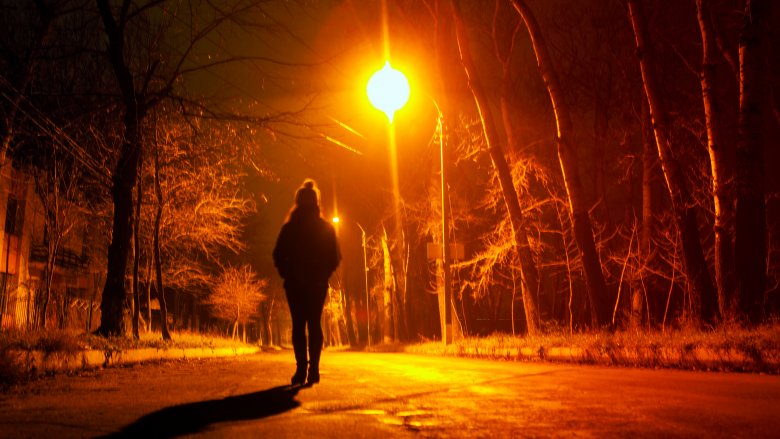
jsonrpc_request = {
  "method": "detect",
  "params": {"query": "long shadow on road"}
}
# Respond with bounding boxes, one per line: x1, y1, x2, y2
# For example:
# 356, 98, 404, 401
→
101, 385, 301, 438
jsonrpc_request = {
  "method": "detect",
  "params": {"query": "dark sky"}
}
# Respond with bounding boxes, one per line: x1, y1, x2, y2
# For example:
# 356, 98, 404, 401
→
219, 1, 449, 277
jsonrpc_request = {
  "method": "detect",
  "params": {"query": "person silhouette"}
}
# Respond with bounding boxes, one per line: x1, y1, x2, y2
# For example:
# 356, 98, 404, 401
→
273, 179, 341, 386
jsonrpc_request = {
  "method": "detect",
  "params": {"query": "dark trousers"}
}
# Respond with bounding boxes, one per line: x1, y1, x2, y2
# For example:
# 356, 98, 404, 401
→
285, 284, 328, 370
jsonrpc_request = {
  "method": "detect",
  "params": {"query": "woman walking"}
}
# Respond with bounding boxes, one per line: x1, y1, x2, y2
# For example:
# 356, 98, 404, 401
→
273, 179, 341, 386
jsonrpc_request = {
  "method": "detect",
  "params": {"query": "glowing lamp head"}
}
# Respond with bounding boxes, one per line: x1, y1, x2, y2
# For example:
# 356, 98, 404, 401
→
366, 61, 410, 123
332, 216, 340, 224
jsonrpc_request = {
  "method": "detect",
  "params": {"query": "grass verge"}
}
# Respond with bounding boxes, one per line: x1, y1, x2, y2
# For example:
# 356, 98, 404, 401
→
406, 325, 780, 374
0, 329, 255, 390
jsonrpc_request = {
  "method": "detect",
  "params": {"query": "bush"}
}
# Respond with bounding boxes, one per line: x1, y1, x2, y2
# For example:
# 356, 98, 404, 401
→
0, 344, 27, 390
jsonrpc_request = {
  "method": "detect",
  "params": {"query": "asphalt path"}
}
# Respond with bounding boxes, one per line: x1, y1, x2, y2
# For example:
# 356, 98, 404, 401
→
0, 350, 778, 438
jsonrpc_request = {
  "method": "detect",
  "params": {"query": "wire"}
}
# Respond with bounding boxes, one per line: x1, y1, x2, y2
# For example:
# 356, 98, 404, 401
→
0, 75, 111, 186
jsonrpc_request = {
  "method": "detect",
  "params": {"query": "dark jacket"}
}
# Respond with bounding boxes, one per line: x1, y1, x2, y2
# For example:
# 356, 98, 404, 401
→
272, 206, 341, 291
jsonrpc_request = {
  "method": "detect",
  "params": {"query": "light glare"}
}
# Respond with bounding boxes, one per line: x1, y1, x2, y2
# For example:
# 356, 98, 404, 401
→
367, 61, 410, 123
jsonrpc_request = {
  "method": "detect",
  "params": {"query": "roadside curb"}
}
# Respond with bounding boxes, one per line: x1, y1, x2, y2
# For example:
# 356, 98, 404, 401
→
12, 346, 261, 375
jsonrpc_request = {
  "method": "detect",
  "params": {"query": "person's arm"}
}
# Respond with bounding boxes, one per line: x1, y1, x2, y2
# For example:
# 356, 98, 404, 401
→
272, 225, 290, 279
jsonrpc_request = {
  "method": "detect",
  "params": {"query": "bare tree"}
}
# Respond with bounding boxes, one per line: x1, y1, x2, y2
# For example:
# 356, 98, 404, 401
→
30, 148, 83, 328
95, 0, 279, 336
206, 265, 266, 340
509, 0, 610, 328
626, 0, 717, 325
127, 113, 253, 338
695, 0, 737, 322
450, 0, 541, 334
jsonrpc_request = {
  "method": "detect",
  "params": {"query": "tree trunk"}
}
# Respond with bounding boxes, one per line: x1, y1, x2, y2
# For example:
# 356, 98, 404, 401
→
696, 0, 737, 323
340, 269, 357, 346
635, 100, 657, 324
153, 145, 171, 340
145, 255, 152, 332
40, 233, 61, 329
346, 295, 358, 346
509, 0, 609, 328
627, 0, 718, 325
96, 0, 145, 336
450, 0, 541, 334
381, 229, 394, 343
641, 102, 656, 257
39, 259, 51, 329
265, 295, 275, 346
132, 160, 142, 339
735, 0, 769, 324
87, 273, 100, 332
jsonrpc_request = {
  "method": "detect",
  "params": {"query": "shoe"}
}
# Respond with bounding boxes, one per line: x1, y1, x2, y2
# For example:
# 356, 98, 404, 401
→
307, 366, 320, 385
291, 368, 307, 386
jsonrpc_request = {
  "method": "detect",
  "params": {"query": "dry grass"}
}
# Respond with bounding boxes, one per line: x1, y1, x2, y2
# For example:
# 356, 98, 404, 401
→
0, 330, 83, 389
79, 330, 252, 353
0, 329, 254, 390
406, 324, 780, 374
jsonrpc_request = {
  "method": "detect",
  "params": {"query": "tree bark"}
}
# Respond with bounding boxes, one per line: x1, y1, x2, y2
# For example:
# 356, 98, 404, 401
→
96, 0, 145, 336
635, 100, 658, 324
627, 0, 718, 325
509, 0, 609, 328
145, 254, 152, 332
735, 0, 768, 324
451, 0, 540, 334
132, 155, 142, 339
345, 295, 358, 346
338, 253, 357, 345
696, 0, 737, 323
153, 144, 171, 340
264, 294, 275, 346
381, 228, 394, 342
40, 247, 56, 329
641, 102, 656, 256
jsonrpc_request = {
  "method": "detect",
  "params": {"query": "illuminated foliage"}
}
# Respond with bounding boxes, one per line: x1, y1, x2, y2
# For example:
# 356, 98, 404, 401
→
205, 265, 267, 339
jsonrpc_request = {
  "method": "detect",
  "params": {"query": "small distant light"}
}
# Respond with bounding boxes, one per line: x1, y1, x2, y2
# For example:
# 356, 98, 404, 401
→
332, 217, 340, 224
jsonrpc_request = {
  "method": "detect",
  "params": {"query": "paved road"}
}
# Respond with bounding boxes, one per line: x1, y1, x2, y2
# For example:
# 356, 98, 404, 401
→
1, 350, 778, 438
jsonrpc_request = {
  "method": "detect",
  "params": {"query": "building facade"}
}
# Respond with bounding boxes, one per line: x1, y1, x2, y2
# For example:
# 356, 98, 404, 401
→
0, 165, 102, 331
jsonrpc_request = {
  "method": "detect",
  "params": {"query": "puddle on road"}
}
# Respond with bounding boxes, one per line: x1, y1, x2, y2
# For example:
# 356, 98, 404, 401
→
351, 409, 386, 416
349, 407, 440, 432
467, 385, 503, 395
396, 410, 429, 417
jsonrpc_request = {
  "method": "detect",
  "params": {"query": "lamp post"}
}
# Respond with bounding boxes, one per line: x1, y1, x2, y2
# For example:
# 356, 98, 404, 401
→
332, 216, 371, 347
434, 104, 453, 345
367, 62, 453, 345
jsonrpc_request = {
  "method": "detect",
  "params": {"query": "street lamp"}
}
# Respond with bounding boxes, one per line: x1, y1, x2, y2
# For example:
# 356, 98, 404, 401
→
367, 61, 410, 123
332, 216, 371, 347
365, 62, 453, 345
